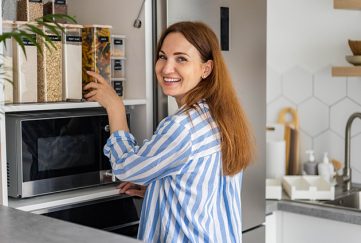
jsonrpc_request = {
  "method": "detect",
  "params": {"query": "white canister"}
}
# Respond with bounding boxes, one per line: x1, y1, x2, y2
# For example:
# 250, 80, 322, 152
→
266, 140, 286, 179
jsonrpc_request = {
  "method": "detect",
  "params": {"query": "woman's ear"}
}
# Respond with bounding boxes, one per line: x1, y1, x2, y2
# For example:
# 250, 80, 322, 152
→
202, 60, 213, 79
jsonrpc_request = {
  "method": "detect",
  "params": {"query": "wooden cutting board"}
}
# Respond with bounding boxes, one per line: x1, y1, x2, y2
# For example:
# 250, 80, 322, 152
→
277, 107, 300, 175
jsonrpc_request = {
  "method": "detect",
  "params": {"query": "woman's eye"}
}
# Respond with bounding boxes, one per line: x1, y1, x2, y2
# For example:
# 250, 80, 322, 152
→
176, 56, 187, 62
158, 54, 166, 60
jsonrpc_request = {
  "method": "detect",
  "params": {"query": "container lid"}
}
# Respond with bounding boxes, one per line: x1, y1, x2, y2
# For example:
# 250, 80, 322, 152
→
111, 34, 126, 38
82, 24, 112, 29
2, 20, 15, 29
62, 23, 83, 29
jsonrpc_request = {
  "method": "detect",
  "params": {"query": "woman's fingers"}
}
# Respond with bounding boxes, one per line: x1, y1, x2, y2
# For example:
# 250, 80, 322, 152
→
117, 182, 134, 193
86, 70, 106, 84
116, 181, 128, 189
124, 189, 145, 198
117, 182, 147, 198
83, 81, 98, 91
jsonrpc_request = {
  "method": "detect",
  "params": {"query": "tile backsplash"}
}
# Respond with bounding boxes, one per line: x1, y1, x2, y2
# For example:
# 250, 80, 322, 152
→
268, 65, 361, 182
268, 0, 361, 183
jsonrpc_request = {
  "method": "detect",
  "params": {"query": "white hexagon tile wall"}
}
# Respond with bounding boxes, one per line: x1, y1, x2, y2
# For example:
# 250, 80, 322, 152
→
267, 65, 361, 183
268, 0, 361, 183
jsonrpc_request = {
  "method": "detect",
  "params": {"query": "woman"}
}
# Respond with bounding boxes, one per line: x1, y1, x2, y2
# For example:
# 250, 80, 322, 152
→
84, 21, 254, 243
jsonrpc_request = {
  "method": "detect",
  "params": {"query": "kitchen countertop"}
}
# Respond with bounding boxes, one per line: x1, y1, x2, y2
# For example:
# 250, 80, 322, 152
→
0, 205, 141, 243
266, 199, 361, 225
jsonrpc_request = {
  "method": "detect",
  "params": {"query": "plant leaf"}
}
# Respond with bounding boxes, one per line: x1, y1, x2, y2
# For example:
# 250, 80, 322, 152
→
12, 33, 27, 59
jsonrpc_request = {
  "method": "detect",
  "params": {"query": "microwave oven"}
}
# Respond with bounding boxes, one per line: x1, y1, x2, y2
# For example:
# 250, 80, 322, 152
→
6, 108, 127, 198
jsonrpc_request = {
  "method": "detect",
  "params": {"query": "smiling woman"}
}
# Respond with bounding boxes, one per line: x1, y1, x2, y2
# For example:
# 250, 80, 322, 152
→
84, 21, 255, 243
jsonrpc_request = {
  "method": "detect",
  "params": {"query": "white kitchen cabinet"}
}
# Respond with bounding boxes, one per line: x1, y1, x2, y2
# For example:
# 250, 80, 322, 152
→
0, 0, 153, 206
267, 211, 361, 243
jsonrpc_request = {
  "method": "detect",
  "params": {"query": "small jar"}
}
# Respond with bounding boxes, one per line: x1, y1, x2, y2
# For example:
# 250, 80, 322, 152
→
111, 80, 123, 97
37, 26, 63, 102
111, 35, 125, 57
82, 25, 112, 97
62, 24, 83, 101
111, 58, 125, 79
17, 0, 43, 22
13, 21, 38, 103
43, 0, 68, 23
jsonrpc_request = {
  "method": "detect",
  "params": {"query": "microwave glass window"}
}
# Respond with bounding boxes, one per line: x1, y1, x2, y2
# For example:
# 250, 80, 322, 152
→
21, 115, 110, 182
37, 134, 95, 171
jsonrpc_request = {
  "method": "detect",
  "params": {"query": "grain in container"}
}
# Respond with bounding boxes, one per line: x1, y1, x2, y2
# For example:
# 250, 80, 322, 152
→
17, 0, 43, 22
37, 25, 63, 102
82, 24, 111, 97
13, 21, 38, 103
62, 24, 82, 101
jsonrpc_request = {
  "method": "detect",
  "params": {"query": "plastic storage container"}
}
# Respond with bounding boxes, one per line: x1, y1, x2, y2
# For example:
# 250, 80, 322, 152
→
17, 0, 43, 22
112, 80, 123, 97
37, 26, 63, 102
111, 58, 125, 78
111, 35, 125, 57
2, 20, 14, 104
43, 0, 68, 23
13, 21, 38, 103
62, 24, 83, 101
82, 25, 112, 97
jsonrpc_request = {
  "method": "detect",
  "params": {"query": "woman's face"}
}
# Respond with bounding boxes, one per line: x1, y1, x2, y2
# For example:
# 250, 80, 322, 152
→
155, 32, 212, 106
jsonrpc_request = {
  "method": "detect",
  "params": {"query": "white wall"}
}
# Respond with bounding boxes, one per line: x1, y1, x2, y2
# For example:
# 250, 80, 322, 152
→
267, 0, 361, 183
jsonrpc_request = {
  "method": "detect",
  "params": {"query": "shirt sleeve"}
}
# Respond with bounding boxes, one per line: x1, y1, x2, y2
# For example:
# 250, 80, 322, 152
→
103, 117, 192, 185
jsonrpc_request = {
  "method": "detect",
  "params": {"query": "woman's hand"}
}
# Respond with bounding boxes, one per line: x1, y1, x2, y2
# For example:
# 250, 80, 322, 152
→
83, 71, 129, 133
83, 71, 123, 110
117, 182, 147, 198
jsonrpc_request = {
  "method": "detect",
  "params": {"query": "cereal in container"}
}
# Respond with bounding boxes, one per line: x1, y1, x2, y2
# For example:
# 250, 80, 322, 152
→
17, 0, 43, 22
82, 25, 111, 97
37, 25, 63, 102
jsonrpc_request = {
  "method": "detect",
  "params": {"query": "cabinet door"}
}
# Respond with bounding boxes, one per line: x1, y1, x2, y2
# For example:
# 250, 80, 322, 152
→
278, 211, 361, 243
243, 225, 265, 243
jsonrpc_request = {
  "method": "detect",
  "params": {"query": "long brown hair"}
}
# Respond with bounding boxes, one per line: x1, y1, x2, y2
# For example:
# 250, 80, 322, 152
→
156, 21, 255, 175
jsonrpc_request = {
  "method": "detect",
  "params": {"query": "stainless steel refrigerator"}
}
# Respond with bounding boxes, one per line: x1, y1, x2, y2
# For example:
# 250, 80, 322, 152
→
153, 0, 266, 242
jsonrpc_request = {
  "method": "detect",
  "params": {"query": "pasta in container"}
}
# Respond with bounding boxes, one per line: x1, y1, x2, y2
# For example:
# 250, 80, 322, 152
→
82, 24, 112, 97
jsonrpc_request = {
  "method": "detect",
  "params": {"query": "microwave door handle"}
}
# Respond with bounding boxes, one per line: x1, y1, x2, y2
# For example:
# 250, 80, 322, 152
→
104, 170, 117, 182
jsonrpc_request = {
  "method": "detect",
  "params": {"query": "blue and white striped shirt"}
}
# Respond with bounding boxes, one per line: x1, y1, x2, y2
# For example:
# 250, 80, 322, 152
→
104, 101, 243, 242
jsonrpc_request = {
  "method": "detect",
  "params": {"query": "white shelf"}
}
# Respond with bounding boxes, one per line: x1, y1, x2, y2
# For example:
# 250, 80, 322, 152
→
2, 99, 147, 113
8, 184, 125, 213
